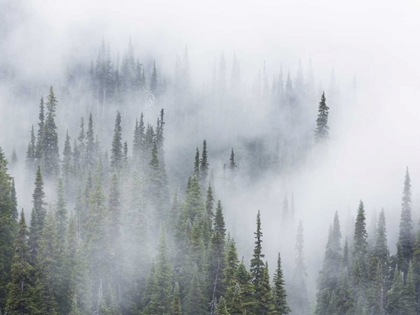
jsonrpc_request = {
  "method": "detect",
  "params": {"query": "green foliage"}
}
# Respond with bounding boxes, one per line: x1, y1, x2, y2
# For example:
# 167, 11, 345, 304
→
314, 92, 329, 142
272, 253, 290, 314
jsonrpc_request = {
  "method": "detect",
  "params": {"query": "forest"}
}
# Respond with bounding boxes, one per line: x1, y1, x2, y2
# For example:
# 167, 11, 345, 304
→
1, 1, 420, 315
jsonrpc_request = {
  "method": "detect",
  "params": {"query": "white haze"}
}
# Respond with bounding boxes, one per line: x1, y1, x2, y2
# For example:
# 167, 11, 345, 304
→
2, 0, 420, 302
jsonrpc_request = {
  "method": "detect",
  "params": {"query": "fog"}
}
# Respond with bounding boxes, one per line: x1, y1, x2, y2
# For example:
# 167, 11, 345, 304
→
1, 0, 420, 311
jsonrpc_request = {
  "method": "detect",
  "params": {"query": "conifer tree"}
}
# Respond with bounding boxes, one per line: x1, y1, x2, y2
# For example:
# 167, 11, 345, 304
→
6, 211, 36, 315
315, 213, 341, 314
259, 262, 274, 315
366, 260, 386, 315
314, 92, 329, 143
374, 209, 389, 282
401, 263, 417, 315
150, 61, 158, 95
55, 178, 67, 246
216, 296, 229, 315
412, 229, 420, 312
42, 86, 60, 179
272, 253, 290, 314
289, 220, 310, 315
229, 149, 236, 171
172, 282, 182, 315
85, 113, 96, 169
26, 125, 36, 171
200, 140, 209, 185
397, 168, 413, 280
194, 148, 200, 178
78, 117, 85, 157
35, 97, 45, 164
386, 268, 403, 315
208, 201, 227, 305
250, 211, 266, 312
185, 265, 206, 315
62, 130, 72, 183
110, 111, 123, 172
353, 201, 368, 312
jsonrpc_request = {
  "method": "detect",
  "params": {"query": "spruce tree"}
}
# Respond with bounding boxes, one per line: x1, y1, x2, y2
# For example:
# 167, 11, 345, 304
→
35, 97, 45, 164
216, 296, 229, 315
85, 113, 96, 169
250, 211, 266, 313
194, 148, 200, 178
229, 149, 236, 171
208, 201, 227, 305
150, 61, 158, 95
42, 86, 60, 179
289, 220, 310, 315
272, 253, 290, 314
401, 263, 417, 315
315, 213, 341, 314
200, 140, 209, 185
0, 201, 16, 312
55, 178, 67, 246
62, 130, 72, 183
110, 111, 123, 172
172, 282, 182, 315
185, 265, 206, 315
397, 168, 413, 280
26, 125, 36, 171
6, 211, 36, 315
314, 92, 329, 143
386, 268, 403, 315
353, 201, 368, 312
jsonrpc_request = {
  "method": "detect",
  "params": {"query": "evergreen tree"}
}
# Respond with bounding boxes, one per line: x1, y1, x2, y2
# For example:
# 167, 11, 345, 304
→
250, 211, 266, 313
200, 140, 209, 185
353, 201, 368, 312
412, 229, 420, 313
185, 265, 206, 315
216, 296, 229, 315
289, 220, 310, 315
315, 213, 341, 314
386, 268, 403, 315
150, 61, 158, 95
6, 211, 36, 315
110, 111, 123, 172
172, 282, 182, 315
55, 179, 67, 246
314, 92, 329, 143
229, 149, 236, 171
272, 253, 290, 314
259, 262, 274, 315
397, 168, 413, 280
26, 125, 36, 171
35, 97, 45, 164
208, 201, 227, 306
366, 260, 386, 315
194, 148, 200, 178
62, 130, 72, 183
85, 113, 96, 169
42, 86, 60, 179
401, 263, 417, 315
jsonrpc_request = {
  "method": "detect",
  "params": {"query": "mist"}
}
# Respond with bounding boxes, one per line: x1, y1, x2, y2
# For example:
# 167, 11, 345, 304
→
1, 0, 420, 314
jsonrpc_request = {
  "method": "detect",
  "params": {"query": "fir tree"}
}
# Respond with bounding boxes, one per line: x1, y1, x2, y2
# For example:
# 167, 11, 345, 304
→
250, 211, 266, 312
401, 262, 417, 315
85, 113, 96, 169
185, 265, 206, 315
229, 149, 236, 171
314, 92, 329, 143
110, 111, 123, 172
35, 97, 45, 164
172, 282, 182, 315
216, 296, 229, 315
386, 268, 403, 315
6, 211, 36, 315
194, 148, 200, 178
42, 86, 60, 179
55, 179, 67, 246
289, 220, 310, 315
208, 201, 227, 306
26, 125, 36, 171
353, 201, 368, 312
200, 140, 209, 185
150, 61, 158, 95
397, 168, 413, 280
62, 130, 72, 183
272, 253, 290, 314
315, 213, 341, 314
